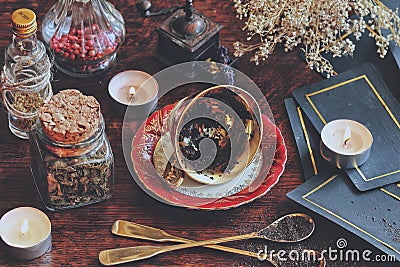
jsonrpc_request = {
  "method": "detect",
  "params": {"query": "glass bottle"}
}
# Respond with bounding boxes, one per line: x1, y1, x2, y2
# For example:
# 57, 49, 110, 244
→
2, 8, 52, 139
41, 0, 126, 77
29, 116, 114, 211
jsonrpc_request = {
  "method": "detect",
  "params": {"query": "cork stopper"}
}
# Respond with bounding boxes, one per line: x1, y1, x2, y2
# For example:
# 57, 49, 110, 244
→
11, 8, 37, 37
39, 89, 102, 144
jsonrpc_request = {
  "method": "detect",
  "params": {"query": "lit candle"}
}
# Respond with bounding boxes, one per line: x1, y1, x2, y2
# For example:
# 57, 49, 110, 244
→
108, 70, 158, 119
0, 207, 51, 260
320, 119, 373, 169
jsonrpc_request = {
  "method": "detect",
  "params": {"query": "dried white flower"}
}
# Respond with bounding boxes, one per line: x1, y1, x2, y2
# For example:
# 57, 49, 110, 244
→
233, 0, 400, 76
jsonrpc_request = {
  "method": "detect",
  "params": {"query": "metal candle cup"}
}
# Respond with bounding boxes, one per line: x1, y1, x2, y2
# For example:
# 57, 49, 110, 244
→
0, 207, 51, 261
108, 70, 158, 119
320, 119, 373, 169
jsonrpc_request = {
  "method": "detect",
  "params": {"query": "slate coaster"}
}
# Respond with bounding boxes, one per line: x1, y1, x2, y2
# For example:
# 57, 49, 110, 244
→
285, 97, 400, 189
284, 98, 333, 180
292, 63, 400, 191
287, 172, 400, 262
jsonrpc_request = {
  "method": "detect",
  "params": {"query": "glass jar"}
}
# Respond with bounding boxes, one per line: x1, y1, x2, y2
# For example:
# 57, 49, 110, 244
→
29, 116, 114, 211
41, 0, 126, 77
2, 8, 52, 139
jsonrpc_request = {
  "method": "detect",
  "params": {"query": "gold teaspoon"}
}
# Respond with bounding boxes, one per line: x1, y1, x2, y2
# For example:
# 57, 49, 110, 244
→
109, 219, 278, 266
99, 213, 316, 265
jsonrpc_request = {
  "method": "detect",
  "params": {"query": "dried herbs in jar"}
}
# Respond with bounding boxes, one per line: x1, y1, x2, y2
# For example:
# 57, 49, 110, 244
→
29, 89, 114, 210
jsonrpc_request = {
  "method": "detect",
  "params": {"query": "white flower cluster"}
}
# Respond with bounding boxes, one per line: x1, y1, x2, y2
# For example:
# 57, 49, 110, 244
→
233, 0, 400, 77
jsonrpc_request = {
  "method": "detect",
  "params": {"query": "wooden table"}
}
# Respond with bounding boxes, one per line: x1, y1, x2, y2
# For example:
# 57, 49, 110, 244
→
0, 1, 398, 266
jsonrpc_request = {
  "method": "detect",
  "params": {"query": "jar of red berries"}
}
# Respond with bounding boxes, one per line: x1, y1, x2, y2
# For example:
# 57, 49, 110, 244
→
42, 0, 125, 77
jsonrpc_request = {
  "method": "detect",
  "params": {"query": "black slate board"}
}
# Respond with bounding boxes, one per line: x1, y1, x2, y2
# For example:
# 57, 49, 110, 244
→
285, 97, 400, 261
287, 172, 400, 262
292, 63, 400, 191
284, 98, 333, 180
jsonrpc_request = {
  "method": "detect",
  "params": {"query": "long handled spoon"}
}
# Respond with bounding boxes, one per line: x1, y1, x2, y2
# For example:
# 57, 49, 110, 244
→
109, 219, 279, 267
99, 213, 320, 266
108, 218, 325, 266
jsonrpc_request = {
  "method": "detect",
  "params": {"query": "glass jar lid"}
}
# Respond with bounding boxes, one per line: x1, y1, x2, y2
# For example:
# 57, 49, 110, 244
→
36, 115, 105, 158
11, 8, 37, 37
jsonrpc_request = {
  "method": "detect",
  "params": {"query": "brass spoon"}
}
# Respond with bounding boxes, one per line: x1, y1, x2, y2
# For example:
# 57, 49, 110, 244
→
108, 219, 325, 267
109, 219, 279, 267
99, 213, 316, 266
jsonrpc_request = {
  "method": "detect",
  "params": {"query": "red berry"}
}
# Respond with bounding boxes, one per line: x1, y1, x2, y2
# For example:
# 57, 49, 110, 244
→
71, 43, 79, 50
68, 35, 77, 42
86, 40, 94, 47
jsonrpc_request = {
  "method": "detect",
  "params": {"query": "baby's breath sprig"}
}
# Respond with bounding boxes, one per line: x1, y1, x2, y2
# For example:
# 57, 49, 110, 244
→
233, 0, 400, 77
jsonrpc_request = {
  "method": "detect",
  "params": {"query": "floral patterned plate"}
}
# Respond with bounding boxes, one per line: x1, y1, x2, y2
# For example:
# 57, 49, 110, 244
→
152, 130, 264, 199
130, 104, 287, 210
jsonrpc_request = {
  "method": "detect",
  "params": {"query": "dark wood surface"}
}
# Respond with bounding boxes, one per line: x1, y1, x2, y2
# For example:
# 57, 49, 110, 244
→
0, 1, 398, 266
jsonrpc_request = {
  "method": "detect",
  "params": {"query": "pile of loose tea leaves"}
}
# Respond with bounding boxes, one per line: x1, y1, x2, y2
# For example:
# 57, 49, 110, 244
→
258, 215, 314, 242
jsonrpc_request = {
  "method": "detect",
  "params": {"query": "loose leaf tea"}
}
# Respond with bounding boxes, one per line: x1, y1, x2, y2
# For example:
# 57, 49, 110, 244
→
178, 88, 253, 174
43, 142, 113, 208
259, 215, 315, 242
9, 113, 36, 133
10, 91, 43, 113
5, 91, 43, 133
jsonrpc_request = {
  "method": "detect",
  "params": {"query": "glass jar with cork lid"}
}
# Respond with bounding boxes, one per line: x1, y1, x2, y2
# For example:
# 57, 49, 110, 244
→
29, 89, 114, 211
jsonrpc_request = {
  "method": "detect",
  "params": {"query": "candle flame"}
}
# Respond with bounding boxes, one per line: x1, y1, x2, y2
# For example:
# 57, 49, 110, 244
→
128, 86, 137, 100
343, 126, 351, 146
21, 218, 29, 235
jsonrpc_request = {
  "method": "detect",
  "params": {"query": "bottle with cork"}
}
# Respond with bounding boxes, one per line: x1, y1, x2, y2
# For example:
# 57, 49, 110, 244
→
1, 8, 52, 139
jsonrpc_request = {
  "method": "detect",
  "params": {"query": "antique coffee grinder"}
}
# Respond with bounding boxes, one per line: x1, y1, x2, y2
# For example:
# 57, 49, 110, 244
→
136, 0, 223, 65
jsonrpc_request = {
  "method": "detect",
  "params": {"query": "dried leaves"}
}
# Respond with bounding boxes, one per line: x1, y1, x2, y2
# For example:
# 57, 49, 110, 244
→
44, 142, 113, 209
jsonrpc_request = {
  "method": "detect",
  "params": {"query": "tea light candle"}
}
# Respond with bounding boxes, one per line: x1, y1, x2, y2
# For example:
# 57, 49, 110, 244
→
0, 207, 51, 261
108, 70, 158, 119
320, 119, 373, 169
